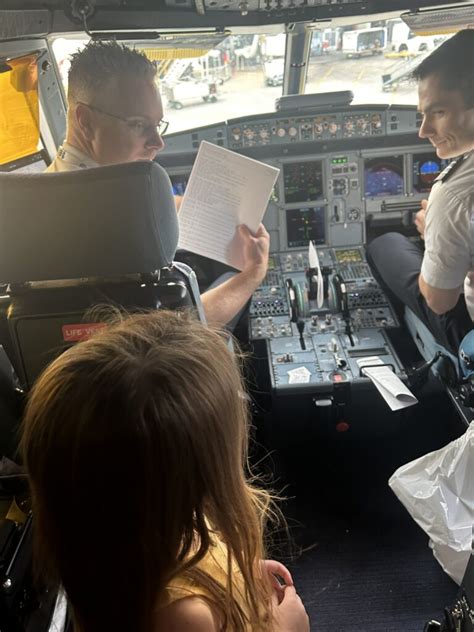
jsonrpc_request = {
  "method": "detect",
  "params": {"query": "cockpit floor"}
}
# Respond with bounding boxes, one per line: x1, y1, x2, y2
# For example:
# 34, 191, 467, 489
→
274, 376, 463, 631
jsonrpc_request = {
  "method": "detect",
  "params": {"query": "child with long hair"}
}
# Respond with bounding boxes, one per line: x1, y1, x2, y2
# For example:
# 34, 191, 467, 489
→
20, 311, 309, 632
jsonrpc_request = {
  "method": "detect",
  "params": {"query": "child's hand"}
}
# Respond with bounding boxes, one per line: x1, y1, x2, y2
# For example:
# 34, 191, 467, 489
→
261, 559, 293, 602
272, 584, 310, 632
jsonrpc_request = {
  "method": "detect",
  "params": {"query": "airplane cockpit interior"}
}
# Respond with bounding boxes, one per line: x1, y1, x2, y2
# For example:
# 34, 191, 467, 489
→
0, 1, 474, 630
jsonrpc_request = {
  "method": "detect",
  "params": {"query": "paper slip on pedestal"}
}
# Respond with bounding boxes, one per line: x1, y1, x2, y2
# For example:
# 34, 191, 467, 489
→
177, 141, 280, 270
357, 356, 418, 411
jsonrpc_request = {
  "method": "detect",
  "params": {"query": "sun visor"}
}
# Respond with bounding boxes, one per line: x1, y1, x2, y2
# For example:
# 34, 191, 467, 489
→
104, 31, 231, 59
401, 4, 474, 36
0, 54, 40, 166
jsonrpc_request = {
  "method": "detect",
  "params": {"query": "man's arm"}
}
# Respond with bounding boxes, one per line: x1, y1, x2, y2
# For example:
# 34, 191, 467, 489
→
418, 188, 470, 316
201, 224, 270, 327
418, 273, 462, 315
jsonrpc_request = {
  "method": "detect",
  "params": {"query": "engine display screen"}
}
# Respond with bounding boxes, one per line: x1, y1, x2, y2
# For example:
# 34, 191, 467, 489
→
283, 161, 324, 204
169, 173, 190, 196
286, 207, 326, 248
412, 152, 450, 193
364, 155, 404, 198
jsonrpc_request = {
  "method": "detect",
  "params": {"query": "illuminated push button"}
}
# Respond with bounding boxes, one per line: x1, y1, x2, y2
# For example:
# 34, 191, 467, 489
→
329, 370, 347, 382
277, 128, 286, 137
288, 126, 298, 137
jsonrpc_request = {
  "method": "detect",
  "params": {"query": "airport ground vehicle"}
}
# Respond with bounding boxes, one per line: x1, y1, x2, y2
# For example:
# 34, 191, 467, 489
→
162, 77, 218, 108
342, 26, 387, 57
0, 1, 473, 630
264, 58, 284, 85
387, 17, 445, 53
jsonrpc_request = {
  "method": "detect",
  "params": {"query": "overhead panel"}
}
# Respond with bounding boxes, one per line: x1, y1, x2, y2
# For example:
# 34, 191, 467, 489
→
1, 0, 472, 33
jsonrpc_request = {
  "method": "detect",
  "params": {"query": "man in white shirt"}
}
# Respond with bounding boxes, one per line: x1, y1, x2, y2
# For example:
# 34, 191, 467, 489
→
47, 41, 269, 328
367, 30, 474, 354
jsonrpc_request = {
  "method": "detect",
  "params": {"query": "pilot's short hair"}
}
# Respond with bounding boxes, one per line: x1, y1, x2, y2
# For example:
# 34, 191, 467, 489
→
68, 40, 157, 103
412, 30, 474, 107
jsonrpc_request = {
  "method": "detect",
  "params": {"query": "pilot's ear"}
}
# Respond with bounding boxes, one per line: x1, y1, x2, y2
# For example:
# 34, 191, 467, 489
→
75, 102, 95, 140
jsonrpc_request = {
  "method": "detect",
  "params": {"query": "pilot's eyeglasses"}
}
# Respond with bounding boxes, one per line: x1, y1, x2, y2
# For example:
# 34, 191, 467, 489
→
81, 103, 169, 137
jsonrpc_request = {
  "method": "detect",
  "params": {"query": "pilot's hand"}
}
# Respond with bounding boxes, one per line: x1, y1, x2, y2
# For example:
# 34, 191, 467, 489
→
414, 199, 429, 240
239, 223, 270, 285
261, 559, 293, 603
272, 584, 310, 632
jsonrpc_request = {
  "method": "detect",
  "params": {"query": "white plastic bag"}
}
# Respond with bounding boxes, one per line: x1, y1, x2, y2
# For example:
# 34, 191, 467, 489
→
389, 422, 474, 584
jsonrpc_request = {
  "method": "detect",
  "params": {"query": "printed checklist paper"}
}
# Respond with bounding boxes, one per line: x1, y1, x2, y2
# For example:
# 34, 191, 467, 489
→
178, 141, 280, 270
357, 356, 418, 411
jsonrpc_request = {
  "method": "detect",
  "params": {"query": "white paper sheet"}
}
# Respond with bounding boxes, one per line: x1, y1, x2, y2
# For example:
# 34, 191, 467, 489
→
357, 356, 418, 411
178, 141, 280, 270
308, 240, 324, 308
288, 366, 312, 384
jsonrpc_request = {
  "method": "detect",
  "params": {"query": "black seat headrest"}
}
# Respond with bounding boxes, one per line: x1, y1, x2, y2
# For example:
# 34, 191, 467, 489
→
0, 161, 178, 284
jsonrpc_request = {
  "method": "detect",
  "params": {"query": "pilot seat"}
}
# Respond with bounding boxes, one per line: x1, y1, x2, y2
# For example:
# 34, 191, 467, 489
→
0, 160, 205, 391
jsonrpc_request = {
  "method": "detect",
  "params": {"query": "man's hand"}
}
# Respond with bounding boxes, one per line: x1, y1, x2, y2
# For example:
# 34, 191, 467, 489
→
200, 223, 269, 327
414, 199, 429, 240
239, 223, 270, 285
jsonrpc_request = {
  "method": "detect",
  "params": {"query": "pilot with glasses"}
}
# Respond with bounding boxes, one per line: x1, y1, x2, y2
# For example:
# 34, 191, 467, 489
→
47, 41, 270, 328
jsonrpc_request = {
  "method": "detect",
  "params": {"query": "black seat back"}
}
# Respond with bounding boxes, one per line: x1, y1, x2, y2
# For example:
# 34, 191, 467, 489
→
0, 161, 203, 389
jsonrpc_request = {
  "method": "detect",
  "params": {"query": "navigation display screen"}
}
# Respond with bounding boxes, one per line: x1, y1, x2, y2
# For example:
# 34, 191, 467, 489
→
283, 161, 324, 204
412, 152, 450, 193
286, 207, 326, 248
364, 155, 404, 198
169, 173, 190, 196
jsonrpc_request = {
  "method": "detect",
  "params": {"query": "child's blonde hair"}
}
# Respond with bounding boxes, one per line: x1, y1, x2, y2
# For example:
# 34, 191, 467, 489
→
20, 311, 275, 631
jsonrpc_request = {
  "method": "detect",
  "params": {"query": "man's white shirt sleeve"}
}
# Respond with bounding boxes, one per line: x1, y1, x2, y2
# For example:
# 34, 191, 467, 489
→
421, 184, 471, 290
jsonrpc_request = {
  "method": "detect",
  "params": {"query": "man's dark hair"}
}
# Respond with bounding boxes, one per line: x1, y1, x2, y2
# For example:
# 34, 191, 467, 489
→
412, 29, 474, 107
68, 41, 157, 103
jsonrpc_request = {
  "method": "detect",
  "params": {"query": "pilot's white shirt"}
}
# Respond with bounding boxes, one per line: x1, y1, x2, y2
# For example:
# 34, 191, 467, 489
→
421, 151, 474, 321
46, 142, 99, 172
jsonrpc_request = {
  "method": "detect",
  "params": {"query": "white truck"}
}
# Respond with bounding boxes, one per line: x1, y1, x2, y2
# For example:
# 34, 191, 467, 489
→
387, 19, 446, 53
343, 27, 387, 58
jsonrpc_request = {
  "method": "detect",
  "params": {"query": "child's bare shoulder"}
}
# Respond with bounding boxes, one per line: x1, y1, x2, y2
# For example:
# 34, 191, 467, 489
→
156, 596, 221, 632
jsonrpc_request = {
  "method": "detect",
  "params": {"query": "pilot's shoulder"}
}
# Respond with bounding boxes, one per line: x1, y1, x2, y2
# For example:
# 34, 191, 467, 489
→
155, 596, 221, 632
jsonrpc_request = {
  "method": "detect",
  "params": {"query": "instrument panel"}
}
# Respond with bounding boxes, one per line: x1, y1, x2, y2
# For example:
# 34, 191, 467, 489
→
160, 103, 440, 399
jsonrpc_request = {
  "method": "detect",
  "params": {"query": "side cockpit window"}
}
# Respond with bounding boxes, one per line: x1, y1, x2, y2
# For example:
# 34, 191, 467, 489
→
0, 54, 44, 171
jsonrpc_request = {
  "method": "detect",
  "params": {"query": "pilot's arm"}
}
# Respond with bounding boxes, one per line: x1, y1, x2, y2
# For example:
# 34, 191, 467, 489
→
418, 186, 470, 316
201, 224, 270, 327
418, 275, 461, 315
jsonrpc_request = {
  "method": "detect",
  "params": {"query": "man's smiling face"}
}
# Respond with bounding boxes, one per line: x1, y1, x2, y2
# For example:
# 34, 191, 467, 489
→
418, 73, 474, 159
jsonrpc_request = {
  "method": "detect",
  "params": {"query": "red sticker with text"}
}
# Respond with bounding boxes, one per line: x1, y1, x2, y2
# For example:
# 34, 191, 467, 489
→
62, 323, 107, 342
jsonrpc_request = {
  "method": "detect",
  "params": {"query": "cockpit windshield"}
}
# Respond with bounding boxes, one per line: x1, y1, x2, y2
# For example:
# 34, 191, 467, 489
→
51, 20, 449, 136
